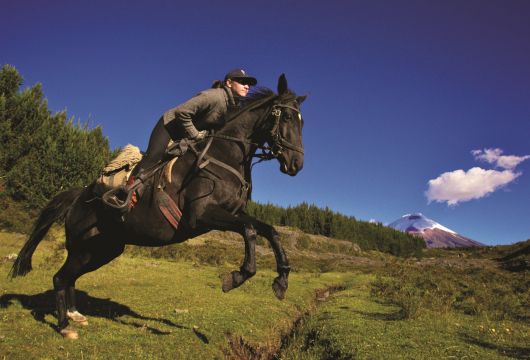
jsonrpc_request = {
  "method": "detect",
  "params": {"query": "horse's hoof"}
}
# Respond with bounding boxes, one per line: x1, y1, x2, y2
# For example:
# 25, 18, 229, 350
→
272, 277, 288, 300
222, 271, 244, 292
222, 272, 237, 292
60, 327, 79, 340
67, 310, 88, 326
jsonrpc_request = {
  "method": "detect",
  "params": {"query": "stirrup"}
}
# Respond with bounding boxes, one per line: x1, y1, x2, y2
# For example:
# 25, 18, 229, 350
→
101, 187, 133, 213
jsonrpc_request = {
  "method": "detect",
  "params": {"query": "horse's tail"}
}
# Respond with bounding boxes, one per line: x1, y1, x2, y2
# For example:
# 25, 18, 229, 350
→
9, 188, 83, 279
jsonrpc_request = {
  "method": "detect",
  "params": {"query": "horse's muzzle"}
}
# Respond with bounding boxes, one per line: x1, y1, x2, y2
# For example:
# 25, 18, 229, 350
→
280, 155, 303, 176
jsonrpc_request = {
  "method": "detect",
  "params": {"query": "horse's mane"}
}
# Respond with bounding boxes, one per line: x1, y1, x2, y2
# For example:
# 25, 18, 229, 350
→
224, 87, 275, 123
240, 87, 275, 107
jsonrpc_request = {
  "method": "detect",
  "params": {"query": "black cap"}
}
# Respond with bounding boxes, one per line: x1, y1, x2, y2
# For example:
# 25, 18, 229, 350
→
224, 69, 257, 86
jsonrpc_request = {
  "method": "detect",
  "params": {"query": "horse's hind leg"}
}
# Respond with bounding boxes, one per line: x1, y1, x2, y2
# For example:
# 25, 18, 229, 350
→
54, 253, 84, 339
66, 285, 88, 326
54, 236, 124, 339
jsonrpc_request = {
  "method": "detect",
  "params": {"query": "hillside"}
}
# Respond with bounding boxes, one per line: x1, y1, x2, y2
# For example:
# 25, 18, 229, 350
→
123, 225, 384, 273
1, 229, 528, 358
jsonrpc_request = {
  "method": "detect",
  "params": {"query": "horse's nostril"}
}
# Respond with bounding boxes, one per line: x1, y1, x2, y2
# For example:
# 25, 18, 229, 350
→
290, 158, 303, 173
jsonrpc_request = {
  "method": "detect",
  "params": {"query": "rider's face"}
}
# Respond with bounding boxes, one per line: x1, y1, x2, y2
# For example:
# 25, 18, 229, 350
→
226, 79, 250, 97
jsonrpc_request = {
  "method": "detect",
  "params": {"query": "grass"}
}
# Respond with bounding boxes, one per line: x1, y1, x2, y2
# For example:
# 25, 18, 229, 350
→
0, 231, 348, 359
1, 230, 529, 359
278, 275, 530, 359
371, 261, 529, 321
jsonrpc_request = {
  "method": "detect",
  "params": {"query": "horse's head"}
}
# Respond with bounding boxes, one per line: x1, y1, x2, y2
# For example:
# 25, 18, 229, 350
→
269, 74, 306, 176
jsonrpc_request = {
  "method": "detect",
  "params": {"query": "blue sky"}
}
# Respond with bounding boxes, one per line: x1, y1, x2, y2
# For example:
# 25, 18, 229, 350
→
2, 0, 529, 245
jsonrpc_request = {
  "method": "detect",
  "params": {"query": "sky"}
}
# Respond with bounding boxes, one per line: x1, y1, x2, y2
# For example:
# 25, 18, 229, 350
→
2, 0, 530, 246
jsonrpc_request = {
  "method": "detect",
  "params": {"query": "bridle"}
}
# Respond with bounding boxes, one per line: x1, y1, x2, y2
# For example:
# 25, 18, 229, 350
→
183, 96, 305, 213
207, 99, 304, 162
268, 103, 305, 157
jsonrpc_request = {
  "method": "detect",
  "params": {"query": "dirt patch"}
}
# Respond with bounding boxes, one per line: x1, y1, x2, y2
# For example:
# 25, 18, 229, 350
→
224, 284, 348, 360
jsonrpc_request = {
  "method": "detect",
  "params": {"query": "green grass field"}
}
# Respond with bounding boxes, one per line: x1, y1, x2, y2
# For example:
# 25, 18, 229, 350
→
1, 230, 528, 359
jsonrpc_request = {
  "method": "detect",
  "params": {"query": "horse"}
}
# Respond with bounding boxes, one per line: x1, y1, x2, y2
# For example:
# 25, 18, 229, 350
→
9, 74, 306, 339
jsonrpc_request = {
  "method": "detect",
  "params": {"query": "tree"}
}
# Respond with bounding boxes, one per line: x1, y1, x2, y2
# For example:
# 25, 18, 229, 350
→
246, 200, 425, 257
0, 64, 113, 230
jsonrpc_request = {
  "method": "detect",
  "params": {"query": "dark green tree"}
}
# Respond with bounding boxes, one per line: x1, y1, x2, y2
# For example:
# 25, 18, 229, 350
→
246, 200, 425, 257
0, 64, 113, 230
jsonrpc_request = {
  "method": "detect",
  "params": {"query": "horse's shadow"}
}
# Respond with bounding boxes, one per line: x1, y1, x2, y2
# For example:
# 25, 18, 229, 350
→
0, 290, 199, 338
460, 333, 530, 359
349, 308, 406, 321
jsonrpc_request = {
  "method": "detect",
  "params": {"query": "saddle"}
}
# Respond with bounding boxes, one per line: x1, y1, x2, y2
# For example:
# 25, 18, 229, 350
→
97, 143, 184, 228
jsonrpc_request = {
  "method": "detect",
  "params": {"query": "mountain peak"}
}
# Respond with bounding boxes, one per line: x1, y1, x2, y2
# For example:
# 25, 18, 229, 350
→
388, 213, 482, 248
389, 213, 456, 235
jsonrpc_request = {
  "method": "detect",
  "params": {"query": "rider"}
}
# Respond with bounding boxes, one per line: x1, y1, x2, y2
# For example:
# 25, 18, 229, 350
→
107, 69, 257, 209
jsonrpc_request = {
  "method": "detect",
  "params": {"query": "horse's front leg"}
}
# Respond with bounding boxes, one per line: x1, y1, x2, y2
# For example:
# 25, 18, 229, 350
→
222, 224, 257, 292
238, 214, 290, 300
197, 207, 256, 292
258, 223, 290, 300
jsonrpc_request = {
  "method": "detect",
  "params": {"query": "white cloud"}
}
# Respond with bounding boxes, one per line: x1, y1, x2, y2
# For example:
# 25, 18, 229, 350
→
472, 148, 530, 170
426, 148, 529, 205
425, 167, 520, 205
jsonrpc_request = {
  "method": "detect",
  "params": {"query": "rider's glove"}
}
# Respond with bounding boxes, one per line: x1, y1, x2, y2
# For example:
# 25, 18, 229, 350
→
193, 130, 208, 141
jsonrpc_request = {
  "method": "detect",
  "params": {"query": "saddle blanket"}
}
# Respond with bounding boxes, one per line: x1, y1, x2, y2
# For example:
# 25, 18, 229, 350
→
157, 188, 182, 230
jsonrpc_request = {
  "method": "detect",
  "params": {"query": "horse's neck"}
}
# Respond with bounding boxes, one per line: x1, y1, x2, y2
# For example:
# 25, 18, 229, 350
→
217, 107, 266, 151
203, 108, 264, 175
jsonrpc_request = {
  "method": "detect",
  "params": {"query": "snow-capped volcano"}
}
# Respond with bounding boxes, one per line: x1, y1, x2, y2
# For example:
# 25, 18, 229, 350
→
388, 213, 483, 248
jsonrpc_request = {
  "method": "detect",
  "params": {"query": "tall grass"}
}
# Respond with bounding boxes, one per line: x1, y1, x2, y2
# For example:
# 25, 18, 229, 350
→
371, 261, 529, 321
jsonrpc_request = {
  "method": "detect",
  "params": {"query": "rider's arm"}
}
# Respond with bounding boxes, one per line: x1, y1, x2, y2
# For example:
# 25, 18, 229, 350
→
163, 91, 213, 139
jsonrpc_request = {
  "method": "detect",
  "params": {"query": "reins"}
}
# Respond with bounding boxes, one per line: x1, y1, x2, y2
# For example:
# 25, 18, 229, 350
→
206, 99, 304, 160
189, 95, 304, 212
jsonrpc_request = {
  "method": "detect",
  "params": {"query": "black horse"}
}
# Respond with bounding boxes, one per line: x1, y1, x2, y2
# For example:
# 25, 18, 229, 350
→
9, 74, 305, 338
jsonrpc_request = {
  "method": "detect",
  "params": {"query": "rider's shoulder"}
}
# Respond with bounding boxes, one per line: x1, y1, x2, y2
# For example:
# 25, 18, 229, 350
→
196, 87, 226, 103
199, 87, 225, 96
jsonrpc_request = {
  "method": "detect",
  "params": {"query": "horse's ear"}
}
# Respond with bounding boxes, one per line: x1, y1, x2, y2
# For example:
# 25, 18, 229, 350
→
296, 95, 307, 104
277, 74, 288, 95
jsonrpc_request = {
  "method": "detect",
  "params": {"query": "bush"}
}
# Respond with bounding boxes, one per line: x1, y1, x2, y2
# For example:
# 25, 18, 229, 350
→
0, 196, 36, 233
371, 262, 529, 321
297, 234, 311, 250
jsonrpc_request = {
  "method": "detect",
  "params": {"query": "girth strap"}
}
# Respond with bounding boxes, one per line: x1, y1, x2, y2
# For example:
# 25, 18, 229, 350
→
190, 136, 250, 215
202, 156, 249, 193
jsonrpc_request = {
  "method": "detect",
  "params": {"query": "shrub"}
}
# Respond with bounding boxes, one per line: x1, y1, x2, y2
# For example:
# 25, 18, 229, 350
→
371, 261, 529, 321
297, 234, 311, 250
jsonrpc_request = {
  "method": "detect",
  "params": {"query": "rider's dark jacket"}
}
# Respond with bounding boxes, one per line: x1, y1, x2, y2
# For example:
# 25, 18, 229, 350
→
163, 86, 237, 139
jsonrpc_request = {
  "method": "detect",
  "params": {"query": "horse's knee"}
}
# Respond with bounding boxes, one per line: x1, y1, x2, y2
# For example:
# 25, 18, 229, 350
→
244, 226, 257, 240
53, 273, 67, 290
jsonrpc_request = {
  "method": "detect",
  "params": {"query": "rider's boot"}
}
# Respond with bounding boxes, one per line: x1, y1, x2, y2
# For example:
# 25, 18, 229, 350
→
103, 172, 144, 211
127, 175, 140, 209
